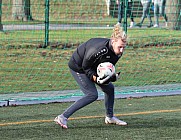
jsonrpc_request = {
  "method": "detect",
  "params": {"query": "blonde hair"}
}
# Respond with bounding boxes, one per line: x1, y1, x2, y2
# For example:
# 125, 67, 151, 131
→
111, 25, 127, 42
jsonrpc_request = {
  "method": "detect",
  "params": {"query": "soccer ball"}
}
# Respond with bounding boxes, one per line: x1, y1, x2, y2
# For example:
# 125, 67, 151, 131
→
97, 62, 115, 78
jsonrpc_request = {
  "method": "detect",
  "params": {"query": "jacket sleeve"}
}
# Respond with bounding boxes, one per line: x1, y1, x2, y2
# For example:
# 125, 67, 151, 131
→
82, 46, 108, 81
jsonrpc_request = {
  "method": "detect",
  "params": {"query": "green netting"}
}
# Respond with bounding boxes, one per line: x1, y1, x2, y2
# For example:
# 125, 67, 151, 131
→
0, 0, 181, 95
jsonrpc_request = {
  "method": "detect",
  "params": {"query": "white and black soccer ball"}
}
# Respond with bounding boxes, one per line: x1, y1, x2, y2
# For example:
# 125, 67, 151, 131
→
97, 62, 115, 78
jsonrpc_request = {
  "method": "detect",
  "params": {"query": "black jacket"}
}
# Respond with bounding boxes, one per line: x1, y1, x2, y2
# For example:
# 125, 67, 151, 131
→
68, 38, 122, 80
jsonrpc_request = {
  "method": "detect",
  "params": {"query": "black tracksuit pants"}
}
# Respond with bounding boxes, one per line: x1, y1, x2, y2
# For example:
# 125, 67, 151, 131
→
62, 68, 115, 118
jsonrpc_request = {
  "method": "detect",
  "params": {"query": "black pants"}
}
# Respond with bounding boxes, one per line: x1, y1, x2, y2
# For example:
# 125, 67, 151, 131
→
62, 69, 115, 118
118, 1, 134, 23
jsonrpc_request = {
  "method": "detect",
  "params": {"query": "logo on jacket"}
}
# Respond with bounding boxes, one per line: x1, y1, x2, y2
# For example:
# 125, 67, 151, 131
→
106, 56, 111, 59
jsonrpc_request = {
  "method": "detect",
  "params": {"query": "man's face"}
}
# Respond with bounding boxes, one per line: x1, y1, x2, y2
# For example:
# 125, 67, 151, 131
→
112, 38, 127, 55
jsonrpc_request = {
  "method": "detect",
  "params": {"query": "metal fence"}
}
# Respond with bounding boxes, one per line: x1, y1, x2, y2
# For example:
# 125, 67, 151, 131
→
0, 0, 181, 94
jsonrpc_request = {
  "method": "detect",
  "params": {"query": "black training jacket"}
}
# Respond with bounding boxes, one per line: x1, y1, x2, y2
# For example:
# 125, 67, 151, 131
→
68, 38, 122, 81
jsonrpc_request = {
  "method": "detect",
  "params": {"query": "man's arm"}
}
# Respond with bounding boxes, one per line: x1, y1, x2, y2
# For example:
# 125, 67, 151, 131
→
82, 46, 108, 81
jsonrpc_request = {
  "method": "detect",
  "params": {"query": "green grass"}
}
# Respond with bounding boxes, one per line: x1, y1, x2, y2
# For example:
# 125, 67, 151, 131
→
1, 0, 116, 23
0, 95, 181, 140
0, 44, 181, 93
1, 28, 181, 47
0, 0, 181, 93
1, 0, 181, 47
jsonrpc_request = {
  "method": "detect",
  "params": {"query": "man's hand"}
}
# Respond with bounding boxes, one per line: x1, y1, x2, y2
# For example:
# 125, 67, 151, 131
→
96, 75, 111, 84
92, 72, 120, 85
110, 72, 121, 82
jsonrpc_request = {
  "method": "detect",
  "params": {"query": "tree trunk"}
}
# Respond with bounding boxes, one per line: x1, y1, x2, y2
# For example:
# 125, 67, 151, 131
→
166, 0, 181, 30
0, 0, 3, 30
12, 0, 33, 21
105, 0, 111, 15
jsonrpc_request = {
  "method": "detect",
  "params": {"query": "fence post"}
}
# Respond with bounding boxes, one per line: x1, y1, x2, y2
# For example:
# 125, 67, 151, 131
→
0, 0, 3, 30
123, 0, 127, 33
44, 0, 49, 48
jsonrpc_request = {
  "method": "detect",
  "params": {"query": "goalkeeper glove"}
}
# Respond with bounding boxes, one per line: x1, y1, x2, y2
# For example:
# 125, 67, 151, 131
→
110, 72, 121, 82
94, 72, 120, 85
96, 75, 111, 85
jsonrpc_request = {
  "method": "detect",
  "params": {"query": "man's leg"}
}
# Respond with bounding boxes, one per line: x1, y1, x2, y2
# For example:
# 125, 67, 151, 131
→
135, 2, 147, 27
62, 69, 98, 119
99, 83, 127, 126
128, 2, 134, 22
146, 2, 153, 27
160, 0, 168, 22
117, 1, 124, 24
54, 69, 98, 128
154, 3, 159, 27
140, 3, 148, 24
99, 83, 115, 117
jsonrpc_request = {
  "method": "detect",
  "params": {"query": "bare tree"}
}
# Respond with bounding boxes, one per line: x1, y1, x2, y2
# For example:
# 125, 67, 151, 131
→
0, 0, 3, 30
166, 0, 181, 30
12, 0, 33, 21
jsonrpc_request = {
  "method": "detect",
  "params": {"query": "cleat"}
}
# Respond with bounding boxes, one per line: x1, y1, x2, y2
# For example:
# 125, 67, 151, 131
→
147, 23, 153, 28
165, 22, 168, 27
105, 116, 127, 126
116, 22, 121, 27
135, 23, 142, 28
54, 115, 68, 129
130, 22, 135, 28
153, 24, 159, 28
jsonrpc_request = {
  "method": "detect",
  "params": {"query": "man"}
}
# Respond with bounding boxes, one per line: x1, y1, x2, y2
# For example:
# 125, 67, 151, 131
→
116, 0, 135, 28
54, 25, 128, 129
152, 0, 168, 27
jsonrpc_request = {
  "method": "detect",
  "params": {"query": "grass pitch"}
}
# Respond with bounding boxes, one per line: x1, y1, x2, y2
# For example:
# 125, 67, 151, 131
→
0, 95, 181, 140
